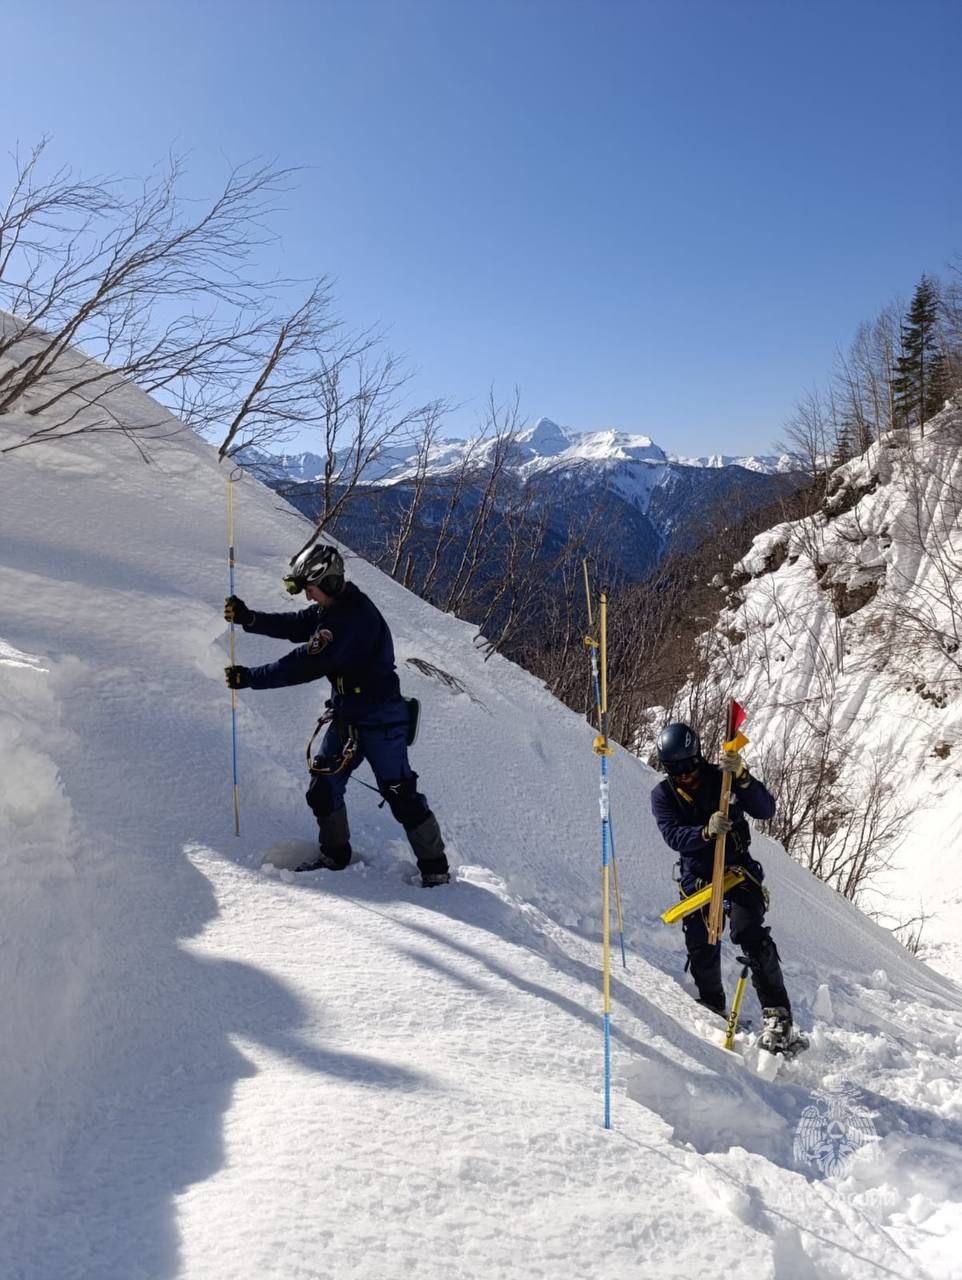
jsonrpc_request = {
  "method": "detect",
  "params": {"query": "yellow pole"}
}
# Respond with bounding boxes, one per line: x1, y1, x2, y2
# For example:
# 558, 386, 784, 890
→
724, 962, 750, 1050
707, 724, 750, 944
583, 561, 613, 1125
227, 470, 242, 836
706, 771, 731, 944
598, 591, 627, 950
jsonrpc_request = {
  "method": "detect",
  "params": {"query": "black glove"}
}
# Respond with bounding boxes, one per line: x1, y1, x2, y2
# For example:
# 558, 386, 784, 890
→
225, 665, 252, 689
704, 810, 733, 839
224, 595, 254, 627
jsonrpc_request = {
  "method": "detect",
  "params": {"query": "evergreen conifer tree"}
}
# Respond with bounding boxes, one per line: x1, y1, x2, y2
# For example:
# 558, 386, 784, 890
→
892, 276, 948, 436
831, 416, 860, 467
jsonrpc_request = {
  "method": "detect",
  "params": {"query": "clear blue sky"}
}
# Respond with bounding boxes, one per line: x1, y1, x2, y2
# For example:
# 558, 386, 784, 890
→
2, 0, 959, 454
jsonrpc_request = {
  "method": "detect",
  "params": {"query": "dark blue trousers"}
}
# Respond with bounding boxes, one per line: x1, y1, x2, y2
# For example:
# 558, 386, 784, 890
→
682, 880, 790, 1013
305, 712, 431, 830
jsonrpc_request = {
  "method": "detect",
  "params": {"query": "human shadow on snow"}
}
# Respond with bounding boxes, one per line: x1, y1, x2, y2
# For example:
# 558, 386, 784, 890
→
4, 841, 425, 1280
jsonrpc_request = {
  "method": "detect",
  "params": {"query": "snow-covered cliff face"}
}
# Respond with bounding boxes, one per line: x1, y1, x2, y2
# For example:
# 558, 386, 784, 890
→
678, 404, 962, 977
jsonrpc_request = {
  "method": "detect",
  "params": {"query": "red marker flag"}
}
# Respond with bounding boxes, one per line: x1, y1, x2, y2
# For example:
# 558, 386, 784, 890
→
725, 699, 749, 750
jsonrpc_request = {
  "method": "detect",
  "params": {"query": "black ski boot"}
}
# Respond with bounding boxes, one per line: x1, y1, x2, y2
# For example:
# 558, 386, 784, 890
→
296, 808, 352, 873
406, 812, 450, 887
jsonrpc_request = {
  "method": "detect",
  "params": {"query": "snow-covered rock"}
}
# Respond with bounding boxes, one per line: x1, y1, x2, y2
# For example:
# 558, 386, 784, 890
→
674, 405, 962, 980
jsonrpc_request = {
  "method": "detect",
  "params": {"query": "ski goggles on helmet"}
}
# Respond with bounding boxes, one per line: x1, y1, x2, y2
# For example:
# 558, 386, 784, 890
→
663, 756, 700, 777
283, 569, 340, 595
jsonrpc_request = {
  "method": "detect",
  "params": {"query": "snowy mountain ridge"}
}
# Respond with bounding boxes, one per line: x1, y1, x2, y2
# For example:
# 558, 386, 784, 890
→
265, 416, 798, 494
3, 359, 962, 1277
259, 417, 805, 590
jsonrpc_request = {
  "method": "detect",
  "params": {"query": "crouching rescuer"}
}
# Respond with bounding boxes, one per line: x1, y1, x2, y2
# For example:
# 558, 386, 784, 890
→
224, 543, 451, 887
651, 722, 795, 1053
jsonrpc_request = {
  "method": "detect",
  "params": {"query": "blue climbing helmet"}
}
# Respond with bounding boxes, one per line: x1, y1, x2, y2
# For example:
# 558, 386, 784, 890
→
656, 722, 702, 776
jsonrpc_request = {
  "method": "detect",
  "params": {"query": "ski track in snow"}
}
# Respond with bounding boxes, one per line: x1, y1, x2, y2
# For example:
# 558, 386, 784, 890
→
2, 384, 962, 1278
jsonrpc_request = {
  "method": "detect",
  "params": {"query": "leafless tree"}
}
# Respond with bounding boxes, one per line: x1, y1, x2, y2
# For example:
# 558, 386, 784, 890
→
442, 389, 524, 616
0, 139, 344, 458
781, 386, 833, 482
214, 281, 341, 459
888, 909, 931, 957
943, 260, 962, 397
752, 706, 914, 902
868, 412, 962, 679
414, 432, 486, 601
269, 341, 448, 531
385, 400, 448, 580
471, 466, 614, 658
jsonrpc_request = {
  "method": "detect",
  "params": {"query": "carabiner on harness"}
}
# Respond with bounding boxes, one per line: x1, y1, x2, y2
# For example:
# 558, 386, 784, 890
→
305, 710, 358, 776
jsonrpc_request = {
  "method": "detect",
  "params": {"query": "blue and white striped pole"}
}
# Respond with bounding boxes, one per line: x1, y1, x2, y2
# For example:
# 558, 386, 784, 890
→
586, 640, 627, 970
583, 563, 622, 1130
599, 715, 612, 1130
599, 591, 613, 1129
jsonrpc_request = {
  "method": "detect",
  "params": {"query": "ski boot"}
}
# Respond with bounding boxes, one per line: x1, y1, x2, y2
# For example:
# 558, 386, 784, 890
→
405, 812, 450, 888
759, 1006, 793, 1054
294, 850, 349, 873
295, 810, 352, 873
421, 872, 451, 888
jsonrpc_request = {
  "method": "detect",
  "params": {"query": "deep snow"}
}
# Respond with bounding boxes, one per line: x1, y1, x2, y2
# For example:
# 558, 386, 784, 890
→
2, 380, 962, 1279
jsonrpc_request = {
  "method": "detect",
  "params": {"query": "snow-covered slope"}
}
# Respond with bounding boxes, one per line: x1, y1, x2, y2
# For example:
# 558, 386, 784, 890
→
3, 382, 962, 1279
682, 405, 962, 982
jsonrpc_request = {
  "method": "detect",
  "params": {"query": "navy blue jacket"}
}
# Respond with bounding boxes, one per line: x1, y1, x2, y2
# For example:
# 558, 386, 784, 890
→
650, 762, 775, 893
240, 582, 403, 721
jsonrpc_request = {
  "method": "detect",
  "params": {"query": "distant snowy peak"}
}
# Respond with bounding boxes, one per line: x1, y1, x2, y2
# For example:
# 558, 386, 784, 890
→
254, 416, 796, 491
516, 416, 570, 456
519, 417, 667, 466
671, 451, 800, 474
241, 443, 420, 484
518, 419, 800, 474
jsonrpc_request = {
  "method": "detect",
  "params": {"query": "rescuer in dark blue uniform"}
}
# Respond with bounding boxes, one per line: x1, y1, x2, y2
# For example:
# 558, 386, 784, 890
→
224, 543, 450, 887
651, 722, 793, 1051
